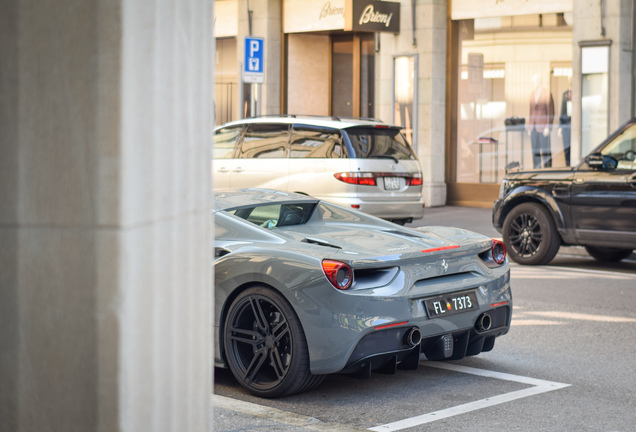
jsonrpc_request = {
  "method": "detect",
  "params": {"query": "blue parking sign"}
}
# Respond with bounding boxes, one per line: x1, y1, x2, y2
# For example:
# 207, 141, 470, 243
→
244, 37, 264, 83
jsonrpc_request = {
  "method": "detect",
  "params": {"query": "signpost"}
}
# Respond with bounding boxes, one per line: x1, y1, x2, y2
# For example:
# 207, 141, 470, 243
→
242, 36, 264, 118
243, 37, 264, 84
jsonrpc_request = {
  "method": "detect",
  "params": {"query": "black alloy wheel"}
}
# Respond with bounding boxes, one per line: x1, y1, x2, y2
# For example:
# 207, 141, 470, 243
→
584, 246, 634, 262
503, 202, 561, 265
224, 286, 322, 397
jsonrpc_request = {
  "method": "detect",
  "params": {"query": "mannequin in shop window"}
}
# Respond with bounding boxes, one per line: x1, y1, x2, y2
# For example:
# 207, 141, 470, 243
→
558, 78, 572, 166
528, 73, 555, 168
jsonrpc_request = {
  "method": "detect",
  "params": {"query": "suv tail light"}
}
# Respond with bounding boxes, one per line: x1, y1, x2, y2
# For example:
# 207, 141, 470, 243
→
322, 260, 353, 290
333, 172, 423, 187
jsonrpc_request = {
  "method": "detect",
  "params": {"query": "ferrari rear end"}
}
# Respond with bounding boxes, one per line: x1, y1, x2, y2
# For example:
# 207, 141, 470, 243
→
291, 225, 512, 377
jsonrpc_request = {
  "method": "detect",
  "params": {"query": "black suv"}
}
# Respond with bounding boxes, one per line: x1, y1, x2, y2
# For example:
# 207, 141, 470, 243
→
493, 119, 636, 265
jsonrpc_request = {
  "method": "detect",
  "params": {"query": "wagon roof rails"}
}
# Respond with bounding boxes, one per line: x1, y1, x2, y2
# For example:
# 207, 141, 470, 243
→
248, 114, 384, 123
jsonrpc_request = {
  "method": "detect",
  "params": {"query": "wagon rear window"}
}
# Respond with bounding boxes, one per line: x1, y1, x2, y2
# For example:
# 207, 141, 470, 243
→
345, 127, 416, 160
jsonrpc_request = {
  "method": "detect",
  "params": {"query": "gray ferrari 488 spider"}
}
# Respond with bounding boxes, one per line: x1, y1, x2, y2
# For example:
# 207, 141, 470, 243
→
214, 189, 512, 397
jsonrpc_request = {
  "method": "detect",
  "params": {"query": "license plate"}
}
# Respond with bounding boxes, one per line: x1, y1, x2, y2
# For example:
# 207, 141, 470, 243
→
424, 290, 479, 318
383, 177, 400, 190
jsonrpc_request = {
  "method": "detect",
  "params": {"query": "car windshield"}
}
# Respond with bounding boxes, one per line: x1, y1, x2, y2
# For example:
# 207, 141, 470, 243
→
345, 127, 416, 160
225, 202, 316, 229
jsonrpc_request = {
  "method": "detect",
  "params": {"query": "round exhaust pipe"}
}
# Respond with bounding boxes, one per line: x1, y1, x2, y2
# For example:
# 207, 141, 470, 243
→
404, 327, 422, 347
476, 313, 492, 332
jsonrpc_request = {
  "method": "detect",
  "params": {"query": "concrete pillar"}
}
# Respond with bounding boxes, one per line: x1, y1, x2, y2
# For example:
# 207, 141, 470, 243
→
377, 0, 447, 207
415, 0, 448, 207
0, 1, 213, 431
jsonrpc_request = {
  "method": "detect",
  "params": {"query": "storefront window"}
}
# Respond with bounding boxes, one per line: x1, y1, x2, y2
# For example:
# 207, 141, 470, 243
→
393, 56, 417, 149
581, 43, 610, 155
454, 14, 573, 184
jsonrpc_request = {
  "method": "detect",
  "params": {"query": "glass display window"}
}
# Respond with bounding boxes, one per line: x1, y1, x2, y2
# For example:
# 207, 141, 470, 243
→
453, 13, 573, 184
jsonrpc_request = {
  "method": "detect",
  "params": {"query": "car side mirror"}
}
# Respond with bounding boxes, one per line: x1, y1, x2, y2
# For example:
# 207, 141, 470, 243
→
586, 153, 604, 168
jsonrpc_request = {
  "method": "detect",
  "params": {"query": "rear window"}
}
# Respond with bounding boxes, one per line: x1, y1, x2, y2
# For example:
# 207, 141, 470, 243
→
345, 127, 416, 160
225, 202, 316, 228
289, 126, 345, 158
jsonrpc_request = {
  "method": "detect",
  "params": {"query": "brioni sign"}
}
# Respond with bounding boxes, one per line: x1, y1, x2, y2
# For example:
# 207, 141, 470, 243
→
283, 0, 400, 34
345, 0, 400, 32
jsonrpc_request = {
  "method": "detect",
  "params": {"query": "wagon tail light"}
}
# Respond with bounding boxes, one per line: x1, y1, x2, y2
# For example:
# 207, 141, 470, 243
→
333, 172, 422, 186
322, 260, 353, 290
491, 239, 506, 264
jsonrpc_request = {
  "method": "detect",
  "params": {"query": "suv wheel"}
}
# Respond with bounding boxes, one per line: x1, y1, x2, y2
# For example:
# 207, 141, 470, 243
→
503, 202, 561, 265
584, 246, 633, 262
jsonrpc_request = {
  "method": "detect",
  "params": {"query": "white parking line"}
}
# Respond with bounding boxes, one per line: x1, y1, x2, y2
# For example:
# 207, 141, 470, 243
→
368, 362, 570, 432
511, 264, 636, 279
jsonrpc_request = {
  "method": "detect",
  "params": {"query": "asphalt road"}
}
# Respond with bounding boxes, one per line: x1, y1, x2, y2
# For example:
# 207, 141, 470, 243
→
213, 207, 636, 431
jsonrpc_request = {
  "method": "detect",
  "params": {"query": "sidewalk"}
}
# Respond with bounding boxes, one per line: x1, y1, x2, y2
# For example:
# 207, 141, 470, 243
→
213, 394, 367, 432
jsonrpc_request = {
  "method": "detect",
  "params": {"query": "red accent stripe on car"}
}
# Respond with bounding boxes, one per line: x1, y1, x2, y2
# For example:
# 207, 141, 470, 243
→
374, 321, 408, 330
490, 301, 509, 308
421, 245, 460, 253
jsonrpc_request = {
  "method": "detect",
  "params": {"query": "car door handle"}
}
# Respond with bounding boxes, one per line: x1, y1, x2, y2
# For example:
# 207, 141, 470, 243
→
232, 167, 244, 173
217, 167, 229, 173
629, 174, 636, 188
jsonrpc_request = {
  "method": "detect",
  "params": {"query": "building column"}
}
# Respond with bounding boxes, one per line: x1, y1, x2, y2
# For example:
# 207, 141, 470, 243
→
415, 0, 448, 207
0, 1, 213, 431
377, 0, 448, 207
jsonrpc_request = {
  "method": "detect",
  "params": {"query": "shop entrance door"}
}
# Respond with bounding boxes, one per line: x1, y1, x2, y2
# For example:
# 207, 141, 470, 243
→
331, 34, 375, 118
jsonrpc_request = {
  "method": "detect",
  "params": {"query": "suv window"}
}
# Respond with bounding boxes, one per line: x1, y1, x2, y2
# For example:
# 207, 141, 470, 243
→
289, 126, 344, 158
238, 124, 289, 159
345, 127, 416, 160
214, 125, 242, 159
601, 123, 636, 169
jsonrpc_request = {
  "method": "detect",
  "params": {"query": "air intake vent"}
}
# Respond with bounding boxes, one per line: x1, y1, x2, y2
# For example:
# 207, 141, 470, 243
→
302, 237, 342, 249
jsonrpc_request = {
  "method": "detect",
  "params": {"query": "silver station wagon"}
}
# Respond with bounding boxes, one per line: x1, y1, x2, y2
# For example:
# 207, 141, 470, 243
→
213, 115, 425, 225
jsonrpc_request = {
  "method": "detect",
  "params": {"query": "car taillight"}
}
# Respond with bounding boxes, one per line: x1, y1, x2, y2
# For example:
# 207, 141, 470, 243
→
322, 260, 353, 290
334, 172, 376, 186
408, 173, 422, 186
334, 172, 422, 187
492, 239, 506, 264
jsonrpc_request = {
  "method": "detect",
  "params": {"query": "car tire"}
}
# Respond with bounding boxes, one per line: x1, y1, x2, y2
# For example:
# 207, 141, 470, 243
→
584, 246, 633, 262
502, 202, 561, 265
223, 286, 323, 397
